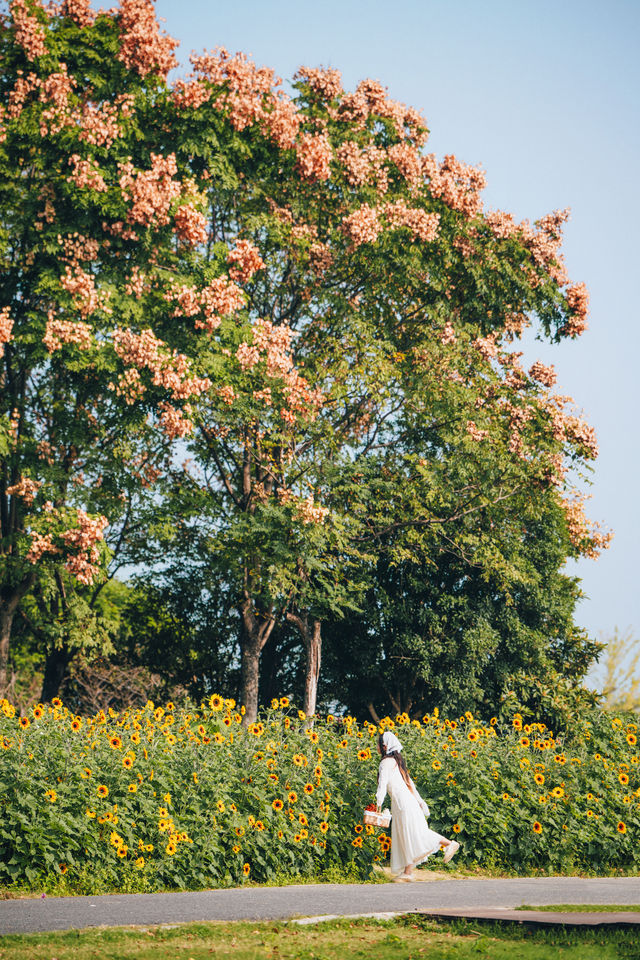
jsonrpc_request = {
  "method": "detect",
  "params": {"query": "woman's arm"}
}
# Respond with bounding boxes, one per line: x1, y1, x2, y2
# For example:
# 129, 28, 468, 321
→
409, 777, 430, 817
375, 758, 391, 809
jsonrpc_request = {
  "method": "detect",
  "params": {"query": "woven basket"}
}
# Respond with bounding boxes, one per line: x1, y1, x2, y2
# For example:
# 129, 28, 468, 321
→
363, 808, 391, 828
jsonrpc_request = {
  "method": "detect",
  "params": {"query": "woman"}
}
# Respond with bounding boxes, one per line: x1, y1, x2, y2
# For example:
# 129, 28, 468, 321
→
376, 730, 460, 881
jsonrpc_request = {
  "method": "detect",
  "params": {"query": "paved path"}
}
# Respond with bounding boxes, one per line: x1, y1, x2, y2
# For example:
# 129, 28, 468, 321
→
2, 877, 640, 936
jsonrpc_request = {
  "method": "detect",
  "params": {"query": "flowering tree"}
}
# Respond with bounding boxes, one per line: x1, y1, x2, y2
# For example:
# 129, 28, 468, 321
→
0, 3, 610, 716
144, 52, 610, 721
0, 0, 217, 696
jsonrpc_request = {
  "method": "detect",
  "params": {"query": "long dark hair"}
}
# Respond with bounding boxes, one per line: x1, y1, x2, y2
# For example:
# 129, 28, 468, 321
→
378, 734, 413, 789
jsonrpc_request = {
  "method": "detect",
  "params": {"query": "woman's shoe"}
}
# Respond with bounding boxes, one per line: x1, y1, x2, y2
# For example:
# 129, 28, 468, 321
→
392, 874, 414, 882
442, 840, 460, 864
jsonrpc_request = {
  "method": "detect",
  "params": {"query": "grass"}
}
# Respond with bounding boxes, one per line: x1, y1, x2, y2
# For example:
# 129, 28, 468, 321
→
1, 916, 640, 960
516, 904, 640, 913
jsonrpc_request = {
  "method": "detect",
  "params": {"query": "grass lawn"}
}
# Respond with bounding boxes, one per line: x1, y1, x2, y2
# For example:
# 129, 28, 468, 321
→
516, 903, 640, 913
0, 916, 638, 960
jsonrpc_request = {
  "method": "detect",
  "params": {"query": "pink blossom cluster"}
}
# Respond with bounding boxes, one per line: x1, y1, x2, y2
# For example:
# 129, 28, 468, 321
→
235, 319, 323, 419
68, 154, 108, 192
109, 367, 145, 404
43, 315, 92, 352
227, 239, 265, 283
60, 265, 108, 319
59, 232, 100, 263
294, 66, 343, 101
79, 95, 134, 148
466, 420, 489, 442
189, 47, 301, 148
218, 384, 236, 406
423, 154, 486, 217
563, 416, 598, 459
166, 276, 246, 333
117, 0, 178, 79
10, 0, 47, 60
335, 141, 388, 192
529, 360, 557, 388
0, 307, 14, 357
173, 202, 208, 248
119, 153, 181, 228
7, 71, 39, 118
473, 334, 498, 361
294, 494, 329, 525
172, 79, 211, 110
59, 0, 95, 26
341, 203, 382, 247
60, 509, 108, 584
25, 532, 58, 564
561, 282, 589, 337
387, 142, 422, 190
37, 65, 76, 135
124, 265, 148, 299
296, 131, 333, 183
158, 400, 194, 439
112, 327, 212, 402
439, 321, 456, 345
308, 241, 333, 275
6, 476, 42, 505
561, 496, 612, 559
384, 201, 440, 242
338, 79, 428, 147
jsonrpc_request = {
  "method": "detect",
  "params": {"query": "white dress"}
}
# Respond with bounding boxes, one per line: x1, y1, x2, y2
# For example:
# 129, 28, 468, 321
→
375, 756, 447, 875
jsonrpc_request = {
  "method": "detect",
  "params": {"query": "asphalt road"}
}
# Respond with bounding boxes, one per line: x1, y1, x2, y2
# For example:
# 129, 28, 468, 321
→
2, 876, 640, 936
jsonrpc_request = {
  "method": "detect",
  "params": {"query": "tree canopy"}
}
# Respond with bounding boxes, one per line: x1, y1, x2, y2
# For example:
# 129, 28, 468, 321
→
0, 0, 610, 720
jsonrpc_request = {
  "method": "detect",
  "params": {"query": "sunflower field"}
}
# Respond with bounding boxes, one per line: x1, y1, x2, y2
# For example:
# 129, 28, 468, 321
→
0, 695, 638, 891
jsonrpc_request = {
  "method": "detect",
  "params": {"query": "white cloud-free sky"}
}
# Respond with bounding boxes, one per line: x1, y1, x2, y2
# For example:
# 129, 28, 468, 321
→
155, 0, 639, 647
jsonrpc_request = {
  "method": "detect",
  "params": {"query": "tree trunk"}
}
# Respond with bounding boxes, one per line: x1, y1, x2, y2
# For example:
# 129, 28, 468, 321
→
239, 598, 276, 724
41, 643, 74, 702
286, 610, 322, 721
0, 607, 14, 698
0, 575, 35, 697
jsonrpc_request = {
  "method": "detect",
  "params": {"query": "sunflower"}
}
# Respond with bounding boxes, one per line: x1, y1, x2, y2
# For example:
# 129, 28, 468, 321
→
209, 695, 224, 711
432, 760, 442, 770
122, 756, 133, 769
304, 783, 314, 795
357, 749, 371, 761
18, 717, 30, 729
532, 821, 542, 834
519, 737, 530, 748
550, 786, 564, 798
452, 823, 461, 833
288, 791, 298, 804
272, 799, 284, 811
235, 827, 245, 837
319, 821, 329, 833
293, 833, 301, 843
44, 789, 57, 803
617, 821, 627, 834
59, 863, 68, 874
51, 697, 62, 708
135, 857, 145, 870
352, 837, 363, 848
554, 754, 567, 764
33, 706, 43, 719
338, 739, 348, 749
71, 718, 81, 732
354, 823, 363, 834
243, 863, 250, 876
534, 773, 545, 786
217, 800, 225, 812
128, 783, 137, 793
255, 820, 265, 831
166, 843, 177, 855
619, 773, 629, 786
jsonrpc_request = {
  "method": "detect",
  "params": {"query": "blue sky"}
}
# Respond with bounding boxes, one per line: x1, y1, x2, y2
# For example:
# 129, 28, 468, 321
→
155, 0, 639, 651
